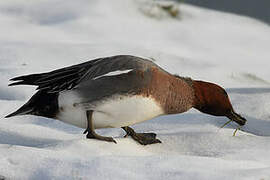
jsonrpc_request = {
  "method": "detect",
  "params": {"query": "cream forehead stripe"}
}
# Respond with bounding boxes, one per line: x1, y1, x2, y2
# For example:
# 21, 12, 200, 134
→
93, 69, 133, 80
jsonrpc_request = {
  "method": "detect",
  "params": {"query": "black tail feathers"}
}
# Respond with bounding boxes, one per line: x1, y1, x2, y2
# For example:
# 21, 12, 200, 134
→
8, 74, 44, 86
5, 105, 34, 118
5, 90, 59, 119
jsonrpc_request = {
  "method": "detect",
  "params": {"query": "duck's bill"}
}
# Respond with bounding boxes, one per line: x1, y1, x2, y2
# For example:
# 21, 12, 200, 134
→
227, 110, 247, 126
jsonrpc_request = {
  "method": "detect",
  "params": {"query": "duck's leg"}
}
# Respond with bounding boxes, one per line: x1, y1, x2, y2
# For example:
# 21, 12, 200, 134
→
84, 110, 116, 144
122, 126, 161, 145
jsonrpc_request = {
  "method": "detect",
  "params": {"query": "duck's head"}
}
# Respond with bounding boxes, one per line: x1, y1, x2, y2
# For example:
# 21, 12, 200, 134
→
192, 80, 246, 126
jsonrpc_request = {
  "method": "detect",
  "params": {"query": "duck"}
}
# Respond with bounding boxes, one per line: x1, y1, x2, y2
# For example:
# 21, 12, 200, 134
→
5, 55, 246, 145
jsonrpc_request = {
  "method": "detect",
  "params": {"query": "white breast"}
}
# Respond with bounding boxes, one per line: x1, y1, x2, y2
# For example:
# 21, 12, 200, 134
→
91, 95, 164, 129
57, 91, 86, 128
57, 92, 164, 129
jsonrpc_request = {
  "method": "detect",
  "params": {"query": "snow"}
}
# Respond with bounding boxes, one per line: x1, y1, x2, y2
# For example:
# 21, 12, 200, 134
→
0, 0, 270, 179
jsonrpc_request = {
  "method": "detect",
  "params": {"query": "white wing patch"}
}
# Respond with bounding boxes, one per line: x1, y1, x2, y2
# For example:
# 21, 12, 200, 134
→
93, 69, 133, 80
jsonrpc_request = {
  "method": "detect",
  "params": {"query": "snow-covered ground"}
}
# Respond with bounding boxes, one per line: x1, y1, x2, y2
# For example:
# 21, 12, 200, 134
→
0, 0, 270, 179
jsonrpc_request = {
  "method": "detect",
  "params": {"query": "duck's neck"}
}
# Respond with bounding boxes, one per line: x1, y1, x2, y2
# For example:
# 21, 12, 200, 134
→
141, 68, 194, 114
162, 75, 194, 114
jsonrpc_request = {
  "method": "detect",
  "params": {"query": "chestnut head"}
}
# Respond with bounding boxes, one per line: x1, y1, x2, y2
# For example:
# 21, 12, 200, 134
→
192, 80, 246, 126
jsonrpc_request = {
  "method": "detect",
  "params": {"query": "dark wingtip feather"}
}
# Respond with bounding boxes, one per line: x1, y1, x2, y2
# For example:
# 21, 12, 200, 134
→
8, 59, 96, 92
9, 74, 44, 85
5, 111, 21, 118
5, 106, 34, 118
8, 81, 34, 86
5, 113, 15, 118
8, 81, 23, 86
10, 76, 27, 81
10, 77, 20, 81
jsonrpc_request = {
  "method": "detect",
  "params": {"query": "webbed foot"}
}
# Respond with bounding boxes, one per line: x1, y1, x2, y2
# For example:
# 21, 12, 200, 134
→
122, 126, 161, 145
84, 110, 117, 144
84, 128, 117, 144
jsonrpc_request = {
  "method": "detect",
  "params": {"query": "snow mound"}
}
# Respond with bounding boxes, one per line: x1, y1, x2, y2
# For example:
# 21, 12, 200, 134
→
0, 0, 270, 179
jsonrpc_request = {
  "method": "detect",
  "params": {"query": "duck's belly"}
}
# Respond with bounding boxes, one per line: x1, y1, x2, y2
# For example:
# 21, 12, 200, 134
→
57, 94, 164, 129
92, 95, 164, 129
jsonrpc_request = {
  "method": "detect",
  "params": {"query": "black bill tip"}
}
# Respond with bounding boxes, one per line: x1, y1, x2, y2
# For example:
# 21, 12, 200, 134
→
227, 110, 247, 126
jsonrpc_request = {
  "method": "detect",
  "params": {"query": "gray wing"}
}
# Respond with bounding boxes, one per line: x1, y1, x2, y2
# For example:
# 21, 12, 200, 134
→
75, 65, 154, 107
9, 55, 157, 93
